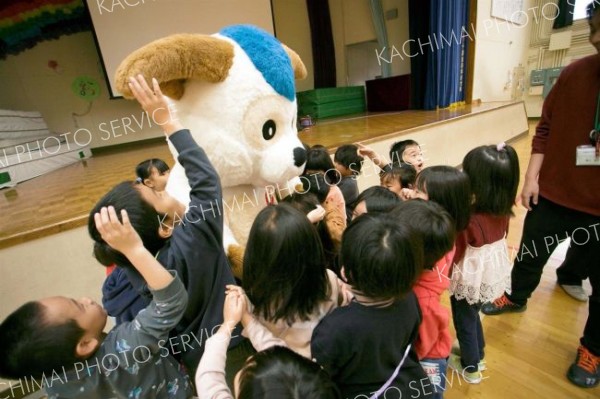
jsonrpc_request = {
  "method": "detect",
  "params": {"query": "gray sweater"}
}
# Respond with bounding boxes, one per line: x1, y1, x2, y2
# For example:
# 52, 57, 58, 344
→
46, 275, 194, 399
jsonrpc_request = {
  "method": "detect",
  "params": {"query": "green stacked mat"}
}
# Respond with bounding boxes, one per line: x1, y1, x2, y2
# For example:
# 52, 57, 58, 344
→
297, 86, 366, 119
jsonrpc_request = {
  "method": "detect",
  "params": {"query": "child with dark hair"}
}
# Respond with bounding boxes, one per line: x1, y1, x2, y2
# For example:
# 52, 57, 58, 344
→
389, 139, 424, 172
104, 158, 173, 325
411, 166, 471, 232
196, 287, 341, 399
391, 200, 456, 399
281, 192, 340, 272
381, 164, 417, 200
333, 144, 364, 222
86, 75, 243, 375
242, 204, 350, 359
302, 146, 347, 241
448, 144, 519, 383
135, 158, 171, 191
311, 214, 433, 398
301, 173, 346, 246
0, 206, 194, 398
304, 146, 342, 188
351, 185, 400, 218
357, 141, 423, 195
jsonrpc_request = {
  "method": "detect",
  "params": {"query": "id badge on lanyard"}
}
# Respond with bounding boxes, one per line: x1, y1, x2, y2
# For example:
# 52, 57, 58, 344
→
576, 91, 600, 166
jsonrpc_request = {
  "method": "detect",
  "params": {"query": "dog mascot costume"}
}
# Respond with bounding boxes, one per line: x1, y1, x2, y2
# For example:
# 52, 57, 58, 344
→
115, 25, 308, 277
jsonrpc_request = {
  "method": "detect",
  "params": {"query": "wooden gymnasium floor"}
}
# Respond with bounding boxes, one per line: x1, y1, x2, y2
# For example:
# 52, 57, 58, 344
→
0, 107, 597, 398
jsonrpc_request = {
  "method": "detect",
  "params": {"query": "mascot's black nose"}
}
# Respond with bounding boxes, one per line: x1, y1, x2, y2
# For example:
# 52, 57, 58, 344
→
293, 147, 307, 167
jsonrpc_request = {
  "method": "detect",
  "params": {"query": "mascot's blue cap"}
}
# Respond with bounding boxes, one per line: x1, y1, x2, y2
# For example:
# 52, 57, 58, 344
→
221, 24, 296, 102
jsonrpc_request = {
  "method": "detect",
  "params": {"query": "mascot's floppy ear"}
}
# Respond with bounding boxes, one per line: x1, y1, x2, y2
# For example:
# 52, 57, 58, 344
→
114, 34, 235, 100
282, 44, 307, 80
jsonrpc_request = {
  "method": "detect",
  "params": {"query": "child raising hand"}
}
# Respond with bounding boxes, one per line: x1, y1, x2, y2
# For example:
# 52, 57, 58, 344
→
0, 205, 195, 398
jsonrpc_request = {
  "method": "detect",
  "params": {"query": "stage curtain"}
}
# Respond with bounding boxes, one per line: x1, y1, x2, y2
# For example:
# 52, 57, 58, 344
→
306, 0, 337, 88
424, 0, 469, 110
408, 0, 431, 109
553, 0, 575, 29
369, 0, 391, 78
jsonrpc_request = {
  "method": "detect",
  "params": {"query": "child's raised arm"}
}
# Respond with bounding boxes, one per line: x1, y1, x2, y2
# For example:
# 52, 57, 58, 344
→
94, 206, 173, 290
356, 143, 388, 168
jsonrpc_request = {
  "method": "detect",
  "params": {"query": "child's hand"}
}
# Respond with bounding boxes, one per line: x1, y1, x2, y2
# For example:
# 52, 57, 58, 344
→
128, 75, 183, 135
223, 289, 245, 329
357, 143, 385, 167
94, 206, 144, 256
226, 285, 254, 327
356, 143, 376, 159
400, 188, 414, 201
307, 205, 326, 224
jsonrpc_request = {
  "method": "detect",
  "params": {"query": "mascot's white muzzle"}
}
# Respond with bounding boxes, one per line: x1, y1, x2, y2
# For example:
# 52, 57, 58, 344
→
258, 133, 306, 186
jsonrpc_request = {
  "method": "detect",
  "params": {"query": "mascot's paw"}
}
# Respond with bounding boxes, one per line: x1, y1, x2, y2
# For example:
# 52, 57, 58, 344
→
227, 244, 245, 281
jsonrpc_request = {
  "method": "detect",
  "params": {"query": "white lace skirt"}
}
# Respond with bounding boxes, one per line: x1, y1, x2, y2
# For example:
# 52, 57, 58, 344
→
449, 239, 512, 305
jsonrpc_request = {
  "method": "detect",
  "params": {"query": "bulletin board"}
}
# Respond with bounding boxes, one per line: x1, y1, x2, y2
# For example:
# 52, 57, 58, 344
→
491, 0, 526, 25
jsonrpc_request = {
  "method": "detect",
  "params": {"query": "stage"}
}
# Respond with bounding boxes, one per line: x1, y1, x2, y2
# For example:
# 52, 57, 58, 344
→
0, 100, 528, 250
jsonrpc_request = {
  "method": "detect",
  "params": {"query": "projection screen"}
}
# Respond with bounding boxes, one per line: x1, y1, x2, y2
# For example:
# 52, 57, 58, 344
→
84, 0, 275, 98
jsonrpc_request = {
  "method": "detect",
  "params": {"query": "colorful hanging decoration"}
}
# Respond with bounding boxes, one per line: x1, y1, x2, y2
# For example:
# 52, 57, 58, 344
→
0, 0, 91, 59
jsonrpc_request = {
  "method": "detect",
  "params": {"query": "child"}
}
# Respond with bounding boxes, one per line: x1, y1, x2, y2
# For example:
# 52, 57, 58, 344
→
447, 144, 519, 384
300, 172, 346, 247
380, 164, 417, 200
410, 166, 471, 233
87, 75, 244, 375
389, 139, 424, 172
136, 158, 171, 191
357, 140, 424, 173
281, 192, 340, 273
311, 214, 433, 398
102, 160, 177, 325
102, 266, 149, 325
195, 287, 341, 398
303, 146, 342, 187
333, 144, 364, 222
303, 146, 346, 224
351, 185, 400, 218
242, 203, 350, 359
0, 206, 194, 398
391, 200, 456, 398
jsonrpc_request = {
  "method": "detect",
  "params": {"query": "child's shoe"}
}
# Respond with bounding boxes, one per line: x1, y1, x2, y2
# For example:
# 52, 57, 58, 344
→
478, 359, 487, 371
567, 345, 599, 388
450, 346, 486, 371
448, 354, 482, 384
481, 294, 526, 315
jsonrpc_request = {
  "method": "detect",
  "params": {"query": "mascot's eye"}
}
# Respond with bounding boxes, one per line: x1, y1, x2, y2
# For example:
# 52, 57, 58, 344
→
262, 120, 276, 141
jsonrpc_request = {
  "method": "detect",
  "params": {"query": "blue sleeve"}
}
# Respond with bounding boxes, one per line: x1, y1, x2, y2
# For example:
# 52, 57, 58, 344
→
168, 129, 223, 239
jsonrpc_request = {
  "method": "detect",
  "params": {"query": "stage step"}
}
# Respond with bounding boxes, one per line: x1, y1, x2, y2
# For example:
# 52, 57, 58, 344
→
0, 110, 92, 189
